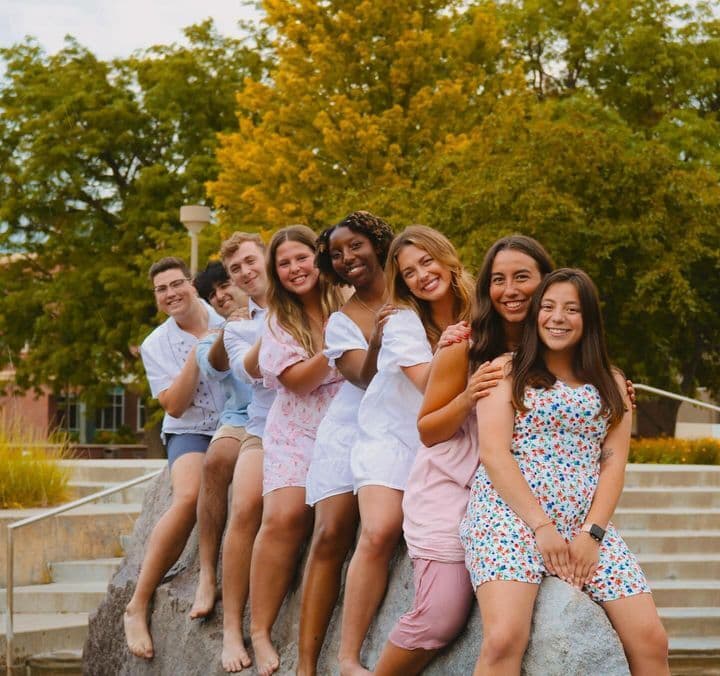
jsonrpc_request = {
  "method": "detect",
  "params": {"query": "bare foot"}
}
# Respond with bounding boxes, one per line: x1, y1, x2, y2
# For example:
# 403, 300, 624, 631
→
251, 632, 280, 676
339, 657, 372, 676
222, 630, 252, 673
189, 573, 217, 619
124, 605, 153, 659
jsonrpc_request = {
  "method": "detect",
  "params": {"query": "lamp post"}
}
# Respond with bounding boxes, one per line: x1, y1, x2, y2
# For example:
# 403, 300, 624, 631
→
179, 205, 211, 276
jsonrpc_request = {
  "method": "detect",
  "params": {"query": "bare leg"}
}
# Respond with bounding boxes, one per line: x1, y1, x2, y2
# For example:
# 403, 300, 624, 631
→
221, 446, 264, 673
124, 452, 204, 659
602, 593, 669, 676
473, 580, 538, 676
190, 437, 240, 618
339, 486, 403, 676
249, 487, 313, 676
298, 492, 359, 676
374, 643, 437, 676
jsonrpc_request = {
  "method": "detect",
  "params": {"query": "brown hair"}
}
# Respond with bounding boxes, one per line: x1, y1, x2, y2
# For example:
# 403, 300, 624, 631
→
385, 225, 474, 347
220, 231, 265, 263
511, 268, 626, 427
148, 257, 190, 282
470, 235, 554, 369
266, 225, 344, 355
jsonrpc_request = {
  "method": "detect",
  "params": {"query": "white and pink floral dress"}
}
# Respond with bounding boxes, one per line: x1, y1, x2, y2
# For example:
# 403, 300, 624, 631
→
259, 316, 343, 496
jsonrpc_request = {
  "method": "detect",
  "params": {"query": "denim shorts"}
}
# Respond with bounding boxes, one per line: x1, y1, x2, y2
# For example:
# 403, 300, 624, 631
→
165, 433, 213, 469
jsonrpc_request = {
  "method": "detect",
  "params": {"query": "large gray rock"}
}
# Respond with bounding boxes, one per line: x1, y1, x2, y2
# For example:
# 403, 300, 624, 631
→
84, 469, 630, 675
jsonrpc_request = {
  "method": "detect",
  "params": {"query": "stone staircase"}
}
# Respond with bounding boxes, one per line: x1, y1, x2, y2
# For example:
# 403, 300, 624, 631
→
0, 459, 164, 674
616, 464, 720, 675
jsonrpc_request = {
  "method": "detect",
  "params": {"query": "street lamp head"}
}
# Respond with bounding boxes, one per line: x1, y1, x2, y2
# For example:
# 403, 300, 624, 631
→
179, 205, 211, 235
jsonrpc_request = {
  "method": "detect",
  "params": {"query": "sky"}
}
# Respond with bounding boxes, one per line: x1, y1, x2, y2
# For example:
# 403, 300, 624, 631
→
1, 0, 261, 59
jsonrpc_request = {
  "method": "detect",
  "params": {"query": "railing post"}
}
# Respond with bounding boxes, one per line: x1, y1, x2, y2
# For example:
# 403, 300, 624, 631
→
6, 526, 14, 676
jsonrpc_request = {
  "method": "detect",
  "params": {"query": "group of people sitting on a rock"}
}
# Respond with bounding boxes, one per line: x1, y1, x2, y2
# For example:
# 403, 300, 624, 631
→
123, 212, 670, 675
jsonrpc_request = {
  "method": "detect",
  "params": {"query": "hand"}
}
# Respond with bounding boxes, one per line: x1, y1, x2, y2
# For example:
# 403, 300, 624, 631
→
568, 532, 600, 589
227, 307, 250, 322
534, 522, 572, 582
625, 379, 637, 410
437, 321, 471, 349
369, 303, 397, 349
463, 361, 504, 409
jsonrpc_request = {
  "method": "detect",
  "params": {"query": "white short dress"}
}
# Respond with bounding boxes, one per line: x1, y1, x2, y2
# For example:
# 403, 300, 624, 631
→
351, 309, 432, 492
306, 312, 368, 506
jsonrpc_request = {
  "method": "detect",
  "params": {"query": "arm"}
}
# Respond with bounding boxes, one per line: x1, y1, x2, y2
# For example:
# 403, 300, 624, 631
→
277, 352, 331, 396
401, 361, 432, 393
418, 343, 506, 446
477, 374, 572, 580
568, 373, 632, 587
243, 338, 262, 379
208, 329, 230, 372
157, 345, 200, 418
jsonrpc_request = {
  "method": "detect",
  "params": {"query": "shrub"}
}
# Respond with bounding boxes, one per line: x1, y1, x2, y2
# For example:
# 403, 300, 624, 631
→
0, 414, 73, 508
629, 437, 720, 465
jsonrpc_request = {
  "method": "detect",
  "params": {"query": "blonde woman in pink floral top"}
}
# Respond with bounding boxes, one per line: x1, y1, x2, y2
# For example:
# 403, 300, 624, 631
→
247, 225, 344, 676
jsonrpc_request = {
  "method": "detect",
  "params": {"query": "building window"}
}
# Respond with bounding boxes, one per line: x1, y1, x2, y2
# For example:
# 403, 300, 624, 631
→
137, 398, 146, 432
95, 388, 125, 431
56, 394, 80, 432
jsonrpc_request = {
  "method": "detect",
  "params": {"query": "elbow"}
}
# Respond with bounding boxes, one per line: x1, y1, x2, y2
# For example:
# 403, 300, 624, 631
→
163, 399, 188, 418
418, 419, 439, 447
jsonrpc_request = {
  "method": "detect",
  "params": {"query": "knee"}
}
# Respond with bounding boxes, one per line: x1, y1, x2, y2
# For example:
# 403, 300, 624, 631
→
481, 624, 529, 665
357, 524, 399, 559
263, 508, 308, 538
229, 498, 263, 533
312, 519, 355, 558
204, 445, 236, 479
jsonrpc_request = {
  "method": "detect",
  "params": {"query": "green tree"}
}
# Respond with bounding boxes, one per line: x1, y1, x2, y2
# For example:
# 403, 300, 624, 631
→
0, 21, 265, 404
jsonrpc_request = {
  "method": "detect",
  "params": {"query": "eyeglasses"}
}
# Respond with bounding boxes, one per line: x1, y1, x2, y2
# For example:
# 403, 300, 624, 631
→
153, 278, 190, 295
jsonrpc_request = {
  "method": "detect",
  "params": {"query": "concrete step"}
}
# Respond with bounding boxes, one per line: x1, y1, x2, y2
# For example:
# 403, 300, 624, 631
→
660, 607, 720, 638
650, 580, 720, 607
625, 464, 720, 488
619, 486, 720, 509
26, 649, 83, 676
0, 612, 88, 665
68, 480, 147, 504
0, 582, 107, 613
49, 558, 122, 584
614, 507, 720, 531
669, 637, 720, 675
621, 529, 720, 555
0, 504, 141, 586
59, 459, 165, 484
638, 553, 720, 581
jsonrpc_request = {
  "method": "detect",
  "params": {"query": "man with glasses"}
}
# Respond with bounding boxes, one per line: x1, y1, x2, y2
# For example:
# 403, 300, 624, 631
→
124, 256, 225, 660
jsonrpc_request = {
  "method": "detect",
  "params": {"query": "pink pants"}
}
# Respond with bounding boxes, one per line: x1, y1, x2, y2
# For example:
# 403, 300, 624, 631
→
388, 558, 474, 651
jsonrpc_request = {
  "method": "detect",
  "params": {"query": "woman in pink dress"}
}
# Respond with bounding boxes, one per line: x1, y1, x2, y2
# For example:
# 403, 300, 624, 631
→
248, 225, 344, 676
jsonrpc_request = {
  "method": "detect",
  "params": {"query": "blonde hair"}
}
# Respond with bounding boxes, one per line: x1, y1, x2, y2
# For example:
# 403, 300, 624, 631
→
220, 231, 265, 263
386, 225, 474, 347
266, 225, 344, 355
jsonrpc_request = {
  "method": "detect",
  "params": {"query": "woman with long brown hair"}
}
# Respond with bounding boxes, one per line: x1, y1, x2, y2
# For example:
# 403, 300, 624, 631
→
248, 225, 344, 676
338, 225, 474, 676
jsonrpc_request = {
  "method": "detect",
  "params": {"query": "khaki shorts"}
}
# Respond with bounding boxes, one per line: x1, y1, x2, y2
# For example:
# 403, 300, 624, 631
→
210, 424, 263, 454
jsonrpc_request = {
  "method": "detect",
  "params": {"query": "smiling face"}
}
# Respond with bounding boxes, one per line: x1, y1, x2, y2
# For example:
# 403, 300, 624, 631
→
225, 240, 267, 301
274, 240, 320, 297
396, 243, 453, 303
489, 249, 544, 327
208, 280, 247, 318
538, 280, 584, 354
152, 268, 196, 318
328, 226, 381, 289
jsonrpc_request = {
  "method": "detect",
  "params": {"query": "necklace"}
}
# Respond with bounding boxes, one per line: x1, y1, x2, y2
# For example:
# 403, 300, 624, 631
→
353, 293, 387, 315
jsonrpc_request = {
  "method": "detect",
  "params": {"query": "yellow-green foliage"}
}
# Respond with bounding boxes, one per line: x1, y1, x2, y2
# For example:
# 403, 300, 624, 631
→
0, 415, 73, 509
629, 438, 720, 465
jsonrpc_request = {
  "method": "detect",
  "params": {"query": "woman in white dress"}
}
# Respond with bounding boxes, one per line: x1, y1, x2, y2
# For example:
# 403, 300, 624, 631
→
297, 211, 395, 676
338, 226, 474, 676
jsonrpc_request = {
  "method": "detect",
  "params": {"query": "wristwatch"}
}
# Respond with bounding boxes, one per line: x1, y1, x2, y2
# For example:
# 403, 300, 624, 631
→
581, 523, 606, 543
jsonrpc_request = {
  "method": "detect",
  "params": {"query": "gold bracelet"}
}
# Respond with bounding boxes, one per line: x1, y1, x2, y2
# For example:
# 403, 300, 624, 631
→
532, 519, 553, 534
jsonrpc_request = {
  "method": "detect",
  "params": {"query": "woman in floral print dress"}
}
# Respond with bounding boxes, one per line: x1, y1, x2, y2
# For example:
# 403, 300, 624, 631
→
460, 268, 669, 675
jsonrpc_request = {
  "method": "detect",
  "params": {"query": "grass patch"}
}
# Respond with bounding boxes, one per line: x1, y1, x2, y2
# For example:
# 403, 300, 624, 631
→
0, 414, 73, 509
629, 437, 720, 465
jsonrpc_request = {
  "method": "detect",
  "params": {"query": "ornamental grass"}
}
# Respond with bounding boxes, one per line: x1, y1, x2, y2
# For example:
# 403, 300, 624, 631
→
629, 437, 720, 465
0, 413, 73, 509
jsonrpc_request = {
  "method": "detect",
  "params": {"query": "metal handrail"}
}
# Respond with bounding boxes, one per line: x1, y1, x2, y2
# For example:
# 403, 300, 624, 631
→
634, 383, 720, 414
4, 468, 163, 676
